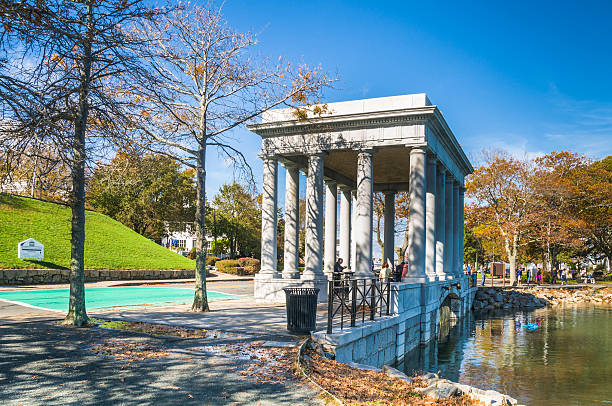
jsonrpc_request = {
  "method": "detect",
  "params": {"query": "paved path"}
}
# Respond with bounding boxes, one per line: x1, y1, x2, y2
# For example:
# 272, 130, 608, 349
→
0, 321, 319, 406
0, 280, 330, 336
94, 298, 330, 337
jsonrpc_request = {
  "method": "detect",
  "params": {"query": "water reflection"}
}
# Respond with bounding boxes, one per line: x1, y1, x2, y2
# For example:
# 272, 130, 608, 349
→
401, 305, 612, 406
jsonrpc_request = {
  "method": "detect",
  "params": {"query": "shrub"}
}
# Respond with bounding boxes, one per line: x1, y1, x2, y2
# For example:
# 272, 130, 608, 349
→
218, 265, 257, 275
187, 247, 196, 260
215, 259, 240, 272
237, 257, 260, 272
206, 256, 220, 266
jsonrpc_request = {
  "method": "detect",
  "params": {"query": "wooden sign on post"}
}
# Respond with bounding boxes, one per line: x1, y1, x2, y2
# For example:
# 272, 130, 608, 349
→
18, 238, 44, 260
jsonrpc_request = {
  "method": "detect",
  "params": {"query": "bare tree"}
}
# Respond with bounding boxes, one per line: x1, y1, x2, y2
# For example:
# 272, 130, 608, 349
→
128, 3, 333, 311
0, 0, 160, 325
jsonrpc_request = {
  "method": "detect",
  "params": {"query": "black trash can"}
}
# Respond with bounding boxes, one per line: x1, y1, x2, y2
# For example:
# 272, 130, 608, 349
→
283, 287, 319, 334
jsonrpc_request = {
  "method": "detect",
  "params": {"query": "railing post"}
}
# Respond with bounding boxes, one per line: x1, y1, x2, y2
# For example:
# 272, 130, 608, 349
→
327, 280, 333, 334
370, 278, 376, 320
351, 279, 357, 327
386, 277, 391, 315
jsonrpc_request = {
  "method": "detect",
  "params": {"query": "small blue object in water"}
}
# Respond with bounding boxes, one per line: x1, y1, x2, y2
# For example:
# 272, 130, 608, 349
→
524, 323, 539, 331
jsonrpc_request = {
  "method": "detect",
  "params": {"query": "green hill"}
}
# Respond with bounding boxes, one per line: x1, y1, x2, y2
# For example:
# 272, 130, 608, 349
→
0, 194, 195, 270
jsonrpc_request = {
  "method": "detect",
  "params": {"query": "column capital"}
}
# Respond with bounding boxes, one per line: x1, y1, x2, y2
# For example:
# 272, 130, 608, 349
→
324, 178, 338, 186
258, 154, 278, 161
409, 146, 426, 155
338, 184, 353, 192
307, 151, 329, 158
357, 148, 375, 157
281, 161, 299, 170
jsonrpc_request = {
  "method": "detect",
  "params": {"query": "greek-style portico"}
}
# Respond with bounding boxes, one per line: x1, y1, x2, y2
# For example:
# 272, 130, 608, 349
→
247, 93, 473, 303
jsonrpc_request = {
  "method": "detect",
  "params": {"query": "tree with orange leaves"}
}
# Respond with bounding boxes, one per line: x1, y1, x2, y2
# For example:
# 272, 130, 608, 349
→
529, 151, 587, 271
466, 151, 533, 285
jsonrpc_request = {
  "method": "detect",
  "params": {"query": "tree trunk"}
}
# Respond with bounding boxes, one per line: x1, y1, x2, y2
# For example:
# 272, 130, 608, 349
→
503, 233, 518, 285
395, 225, 410, 261
192, 139, 209, 312
64, 2, 93, 327
375, 214, 383, 254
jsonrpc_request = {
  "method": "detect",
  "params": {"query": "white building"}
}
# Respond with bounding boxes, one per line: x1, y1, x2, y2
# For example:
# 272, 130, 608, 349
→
161, 222, 219, 256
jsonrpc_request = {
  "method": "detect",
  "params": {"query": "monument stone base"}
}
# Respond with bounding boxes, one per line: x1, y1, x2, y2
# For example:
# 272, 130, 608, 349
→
254, 274, 329, 304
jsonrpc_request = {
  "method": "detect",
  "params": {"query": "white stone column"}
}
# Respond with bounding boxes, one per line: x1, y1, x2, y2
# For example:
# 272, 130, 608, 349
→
383, 192, 395, 265
282, 163, 300, 279
350, 190, 357, 270
355, 150, 374, 277
425, 156, 437, 281
339, 187, 351, 267
444, 177, 454, 278
452, 182, 460, 276
435, 167, 446, 279
407, 148, 427, 280
459, 186, 465, 275
303, 153, 325, 280
259, 156, 279, 277
324, 180, 338, 279
454, 183, 463, 276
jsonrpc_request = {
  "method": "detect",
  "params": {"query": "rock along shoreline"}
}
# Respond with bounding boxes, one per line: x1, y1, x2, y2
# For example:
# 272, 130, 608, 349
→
473, 286, 612, 312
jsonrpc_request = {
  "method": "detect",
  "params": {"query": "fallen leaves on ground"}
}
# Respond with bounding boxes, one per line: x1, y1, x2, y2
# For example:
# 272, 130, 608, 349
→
90, 338, 169, 361
201, 343, 298, 384
303, 351, 477, 406
91, 319, 210, 338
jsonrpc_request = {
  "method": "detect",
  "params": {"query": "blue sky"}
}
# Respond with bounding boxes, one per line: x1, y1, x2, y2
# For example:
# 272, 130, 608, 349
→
205, 0, 612, 199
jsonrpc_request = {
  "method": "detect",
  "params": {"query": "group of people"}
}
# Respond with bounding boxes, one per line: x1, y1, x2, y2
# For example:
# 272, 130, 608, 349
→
332, 257, 407, 283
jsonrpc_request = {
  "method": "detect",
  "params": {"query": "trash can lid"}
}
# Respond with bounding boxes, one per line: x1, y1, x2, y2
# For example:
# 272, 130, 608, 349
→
283, 287, 320, 295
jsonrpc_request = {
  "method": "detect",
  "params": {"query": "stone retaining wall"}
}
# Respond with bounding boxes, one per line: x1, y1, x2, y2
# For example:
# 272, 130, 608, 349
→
312, 275, 477, 369
0, 269, 195, 285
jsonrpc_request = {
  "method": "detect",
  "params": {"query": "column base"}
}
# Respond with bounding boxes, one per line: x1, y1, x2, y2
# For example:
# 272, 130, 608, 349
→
254, 277, 328, 304
281, 268, 300, 279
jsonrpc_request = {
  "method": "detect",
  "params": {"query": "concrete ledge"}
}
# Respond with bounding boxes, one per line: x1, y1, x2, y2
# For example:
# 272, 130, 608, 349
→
312, 275, 477, 369
0, 269, 196, 285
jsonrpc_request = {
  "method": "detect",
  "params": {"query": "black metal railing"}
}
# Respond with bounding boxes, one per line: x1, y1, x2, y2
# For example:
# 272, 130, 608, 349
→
326, 276, 391, 334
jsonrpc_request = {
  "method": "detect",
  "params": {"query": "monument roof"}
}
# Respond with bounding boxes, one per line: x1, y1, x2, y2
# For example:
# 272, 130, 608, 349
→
261, 93, 432, 122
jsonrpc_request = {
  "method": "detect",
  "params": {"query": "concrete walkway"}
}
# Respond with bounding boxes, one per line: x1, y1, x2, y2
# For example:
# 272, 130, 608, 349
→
93, 298, 330, 337
0, 320, 319, 406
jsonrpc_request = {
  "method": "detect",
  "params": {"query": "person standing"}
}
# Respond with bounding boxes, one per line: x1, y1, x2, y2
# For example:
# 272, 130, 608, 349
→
481, 266, 486, 286
537, 269, 542, 285
562, 269, 568, 285
333, 258, 347, 286
526, 268, 531, 285
379, 260, 391, 279
517, 267, 523, 286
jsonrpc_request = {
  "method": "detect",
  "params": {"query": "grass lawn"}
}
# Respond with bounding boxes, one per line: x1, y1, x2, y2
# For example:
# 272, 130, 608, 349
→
0, 194, 195, 270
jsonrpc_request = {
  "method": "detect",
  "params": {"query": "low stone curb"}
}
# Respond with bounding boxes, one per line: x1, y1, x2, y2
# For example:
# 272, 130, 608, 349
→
0, 268, 196, 285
